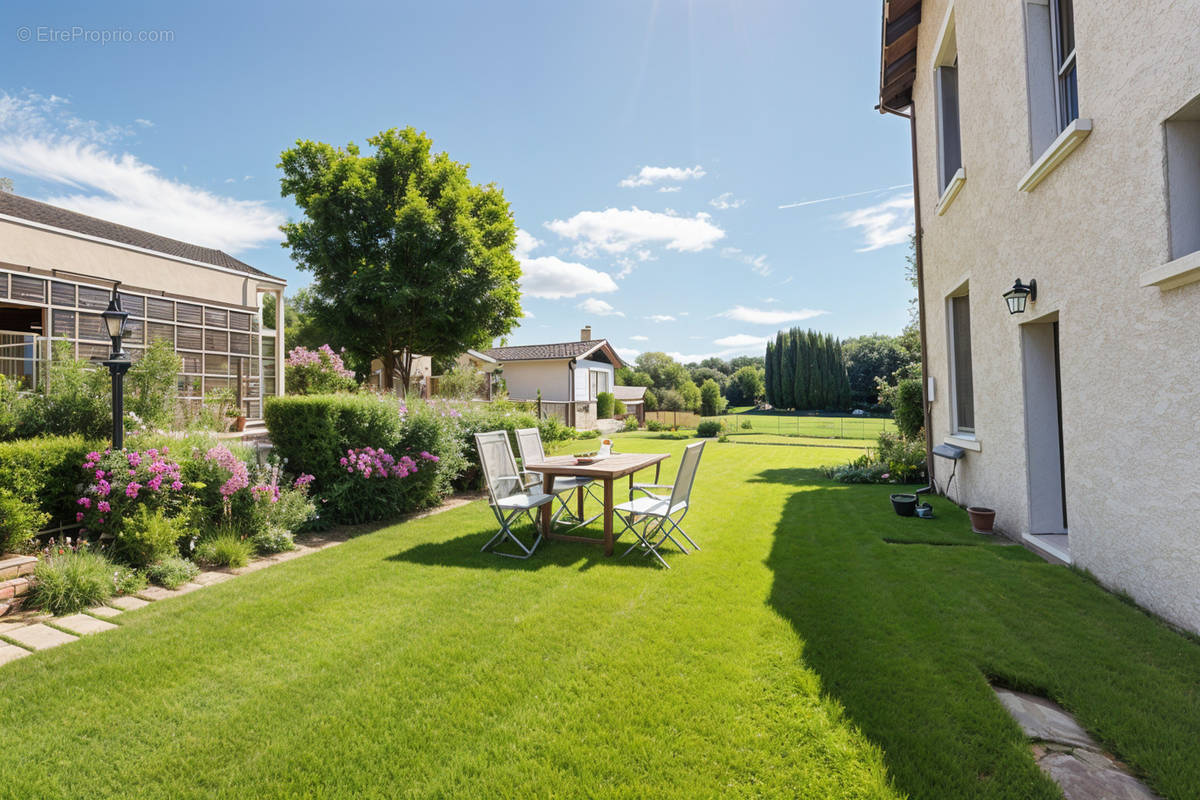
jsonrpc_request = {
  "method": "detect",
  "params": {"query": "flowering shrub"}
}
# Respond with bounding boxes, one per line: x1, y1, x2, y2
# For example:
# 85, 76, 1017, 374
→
247, 464, 317, 549
77, 448, 185, 538
284, 344, 358, 395
205, 445, 250, 514
325, 446, 439, 524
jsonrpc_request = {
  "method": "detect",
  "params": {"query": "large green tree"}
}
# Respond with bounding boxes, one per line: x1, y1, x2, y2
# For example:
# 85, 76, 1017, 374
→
278, 127, 522, 393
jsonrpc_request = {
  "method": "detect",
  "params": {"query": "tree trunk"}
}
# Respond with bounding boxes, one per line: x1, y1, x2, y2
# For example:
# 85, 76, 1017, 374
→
396, 350, 412, 399
381, 351, 396, 393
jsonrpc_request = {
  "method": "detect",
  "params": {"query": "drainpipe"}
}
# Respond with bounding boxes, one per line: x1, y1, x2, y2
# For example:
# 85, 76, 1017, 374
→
878, 102, 936, 491
568, 358, 576, 427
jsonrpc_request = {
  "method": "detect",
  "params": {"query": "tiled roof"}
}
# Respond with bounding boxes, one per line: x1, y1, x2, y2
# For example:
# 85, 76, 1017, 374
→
483, 340, 605, 362
613, 385, 647, 402
0, 192, 283, 282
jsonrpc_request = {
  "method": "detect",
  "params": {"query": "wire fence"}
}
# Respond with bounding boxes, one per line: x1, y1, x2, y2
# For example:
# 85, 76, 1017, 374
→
715, 413, 895, 441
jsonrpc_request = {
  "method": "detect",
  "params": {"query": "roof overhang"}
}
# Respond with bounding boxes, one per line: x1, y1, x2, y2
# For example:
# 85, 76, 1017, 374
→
879, 0, 922, 112
465, 348, 498, 364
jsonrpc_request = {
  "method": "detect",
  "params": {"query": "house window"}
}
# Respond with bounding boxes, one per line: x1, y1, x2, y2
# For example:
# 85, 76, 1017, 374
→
932, 8, 962, 195
1165, 95, 1200, 261
1051, 0, 1077, 131
1024, 0, 1080, 156
948, 293, 975, 434
589, 369, 609, 400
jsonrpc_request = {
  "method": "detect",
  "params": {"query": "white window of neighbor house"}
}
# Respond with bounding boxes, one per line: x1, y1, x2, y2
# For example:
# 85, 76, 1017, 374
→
933, 8, 962, 194
1024, 0, 1079, 155
1165, 95, 1200, 260
948, 293, 975, 434
589, 369, 609, 400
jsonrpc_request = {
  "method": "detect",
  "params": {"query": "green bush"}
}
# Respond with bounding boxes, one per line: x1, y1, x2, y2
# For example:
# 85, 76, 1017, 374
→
0, 435, 96, 547
892, 378, 925, 440
251, 527, 296, 555
696, 420, 724, 438
699, 379, 727, 416
876, 431, 927, 482
646, 419, 666, 432
112, 565, 147, 596
23, 340, 112, 439
32, 547, 114, 615
194, 531, 254, 568
146, 556, 200, 589
0, 489, 49, 554
614, 399, 626, 416
536, 415, 574, 444
622, 416, 639, 432
115, 506, 187, 568
126, 339, 182, 430
596, 391, 615, 419
643, 389, 658, 411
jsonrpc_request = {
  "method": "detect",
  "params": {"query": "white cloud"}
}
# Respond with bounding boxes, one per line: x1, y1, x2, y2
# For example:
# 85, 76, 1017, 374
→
709, 192, 744, 210
616, 347, 641, 361
630, 335, 649, 341
0, 91, 283, 254
578, 297, 624, 317
134, 118, 154, 128
764, 297, 779, 303
223, 177, 236, 184
514, 229, 619, 299
713, 333, 770, 348
545, 206, 724, 256
839, 192, 914, 252
717, 305, 829, 325
619, 164, 705, 188
646, 314, 675, 323
657, 185, 682, 193
721, 246, 770, 276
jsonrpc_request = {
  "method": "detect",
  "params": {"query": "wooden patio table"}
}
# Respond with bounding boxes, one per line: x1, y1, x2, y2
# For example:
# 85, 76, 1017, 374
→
522, 452, 671, 556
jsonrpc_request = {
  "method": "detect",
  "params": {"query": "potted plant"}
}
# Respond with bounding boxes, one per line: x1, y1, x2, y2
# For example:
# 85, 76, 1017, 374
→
968, 506, 996, 534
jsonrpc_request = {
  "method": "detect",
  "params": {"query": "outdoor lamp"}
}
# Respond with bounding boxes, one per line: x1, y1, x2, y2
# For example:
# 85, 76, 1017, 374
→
100, 288, 132, 450
1003, 279, 1037, 315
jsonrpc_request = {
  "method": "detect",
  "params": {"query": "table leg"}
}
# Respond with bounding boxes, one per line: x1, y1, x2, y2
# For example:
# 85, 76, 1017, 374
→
577, 484, 585, 521
541, 473, 554, 537
603, 478, 614, 556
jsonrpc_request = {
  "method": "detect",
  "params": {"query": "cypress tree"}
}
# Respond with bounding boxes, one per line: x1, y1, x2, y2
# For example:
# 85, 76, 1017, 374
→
764, 341, 775, 406
779, 330, 795, 409
791, 328, 806, 411
807, 330, 823, 410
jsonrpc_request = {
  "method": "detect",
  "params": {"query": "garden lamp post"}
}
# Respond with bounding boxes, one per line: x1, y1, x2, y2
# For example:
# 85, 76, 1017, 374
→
100, 289, 131, 450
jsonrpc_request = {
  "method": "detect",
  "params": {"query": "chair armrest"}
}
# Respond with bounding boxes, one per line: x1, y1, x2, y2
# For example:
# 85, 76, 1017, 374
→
630, 483, 672, 499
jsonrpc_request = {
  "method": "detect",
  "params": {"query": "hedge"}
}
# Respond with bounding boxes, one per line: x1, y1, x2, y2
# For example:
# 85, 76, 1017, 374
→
0, 435, 97, 552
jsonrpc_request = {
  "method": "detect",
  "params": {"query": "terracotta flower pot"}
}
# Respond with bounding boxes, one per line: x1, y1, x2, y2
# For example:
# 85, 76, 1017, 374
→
968, 506, 996, 534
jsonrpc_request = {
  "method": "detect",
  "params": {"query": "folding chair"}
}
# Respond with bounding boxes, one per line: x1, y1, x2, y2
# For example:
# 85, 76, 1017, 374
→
475, 430, 554, 559
515, 427, 602, 531
614, 441, 706, 568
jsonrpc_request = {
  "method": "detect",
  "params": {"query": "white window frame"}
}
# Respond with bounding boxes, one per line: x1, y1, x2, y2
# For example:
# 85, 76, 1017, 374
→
1049, 0, 1077, 133
931, 5, 965, 204
589, 369, 609, 400
946, 287, 975, 438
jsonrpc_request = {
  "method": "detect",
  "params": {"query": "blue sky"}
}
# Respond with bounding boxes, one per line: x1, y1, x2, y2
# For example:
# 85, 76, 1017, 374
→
0, 0, 915, 363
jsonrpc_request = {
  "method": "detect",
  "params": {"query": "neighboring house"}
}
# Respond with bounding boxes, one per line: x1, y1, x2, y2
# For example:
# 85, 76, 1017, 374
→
482, 326, 624, 429
0, 192, 286, 418
613, 384, 647, 425
879, 1, 1200, 632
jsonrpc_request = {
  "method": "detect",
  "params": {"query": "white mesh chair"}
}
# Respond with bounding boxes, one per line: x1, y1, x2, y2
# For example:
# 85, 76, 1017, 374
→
614, 441, 706, 568
475, 431, 554, 559
515, 427, 601, 530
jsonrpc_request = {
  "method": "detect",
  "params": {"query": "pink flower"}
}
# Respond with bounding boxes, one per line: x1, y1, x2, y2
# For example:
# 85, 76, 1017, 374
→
125, 482, 142, 499
77, 497, 92, 509
76, 512, 85, 522
97, 501, 111, 513
171, 481, 183, 491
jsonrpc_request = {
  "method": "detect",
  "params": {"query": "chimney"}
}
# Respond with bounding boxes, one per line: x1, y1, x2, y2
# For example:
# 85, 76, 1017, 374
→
580, 325, 592, 342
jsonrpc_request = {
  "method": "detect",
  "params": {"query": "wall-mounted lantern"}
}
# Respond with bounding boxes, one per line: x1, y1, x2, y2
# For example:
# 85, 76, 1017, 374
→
1003, 279, 1037, 315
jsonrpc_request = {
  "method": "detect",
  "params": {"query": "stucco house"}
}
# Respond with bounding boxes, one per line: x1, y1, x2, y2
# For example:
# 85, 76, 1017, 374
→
0, 192, 286, 419
879, 0, 1200, 632
482, 326, 623, 429
613, 384, 647, 425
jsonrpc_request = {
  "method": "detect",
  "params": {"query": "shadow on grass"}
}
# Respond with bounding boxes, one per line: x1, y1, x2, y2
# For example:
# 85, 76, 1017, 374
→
387, 521, 671, 573
756, 467, 1200, 800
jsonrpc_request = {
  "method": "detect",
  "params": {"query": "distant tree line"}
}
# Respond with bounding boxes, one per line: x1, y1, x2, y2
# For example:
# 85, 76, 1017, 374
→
764, 330, 852, 411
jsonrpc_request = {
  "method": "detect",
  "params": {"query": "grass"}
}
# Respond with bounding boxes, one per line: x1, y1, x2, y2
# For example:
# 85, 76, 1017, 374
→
1, 436, 1198, 798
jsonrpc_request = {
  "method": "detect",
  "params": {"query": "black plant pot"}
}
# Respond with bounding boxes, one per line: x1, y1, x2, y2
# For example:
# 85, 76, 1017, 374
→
890, 493, 918, 517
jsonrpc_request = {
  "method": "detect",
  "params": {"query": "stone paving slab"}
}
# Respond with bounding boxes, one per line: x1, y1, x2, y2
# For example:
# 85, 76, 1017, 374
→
0, 619, 28, 637
138, 584, 200, 601
0, 641, 31, 664
54, 613, 119, 636
193, 571, 234, 586
87, 605, 122, 618
109, 595, 150, 611
1040, 751, 1161, 800
994, 688, 1095, 749
5, 622, 77, 650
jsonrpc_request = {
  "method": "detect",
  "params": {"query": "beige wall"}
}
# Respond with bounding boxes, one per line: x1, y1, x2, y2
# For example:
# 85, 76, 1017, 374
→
911, 0, 1200, 632
503, 360, 571, 402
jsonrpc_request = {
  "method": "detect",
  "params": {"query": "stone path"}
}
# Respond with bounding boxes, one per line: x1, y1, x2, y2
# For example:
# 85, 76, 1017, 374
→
993, 687, 1161, 799
0, 491, 476, 666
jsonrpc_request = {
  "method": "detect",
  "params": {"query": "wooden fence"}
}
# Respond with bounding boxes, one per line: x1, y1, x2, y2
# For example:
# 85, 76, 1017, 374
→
644, 410, 700, 428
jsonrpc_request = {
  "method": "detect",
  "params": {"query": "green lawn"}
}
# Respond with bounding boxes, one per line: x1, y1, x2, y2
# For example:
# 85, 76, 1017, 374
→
2, 436, 1198, 799
718, 411, 896, 440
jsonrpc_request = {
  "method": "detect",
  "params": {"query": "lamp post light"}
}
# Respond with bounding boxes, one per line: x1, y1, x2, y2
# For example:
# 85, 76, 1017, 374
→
100, 289, 131, 450
1003, 278, 1038, 315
